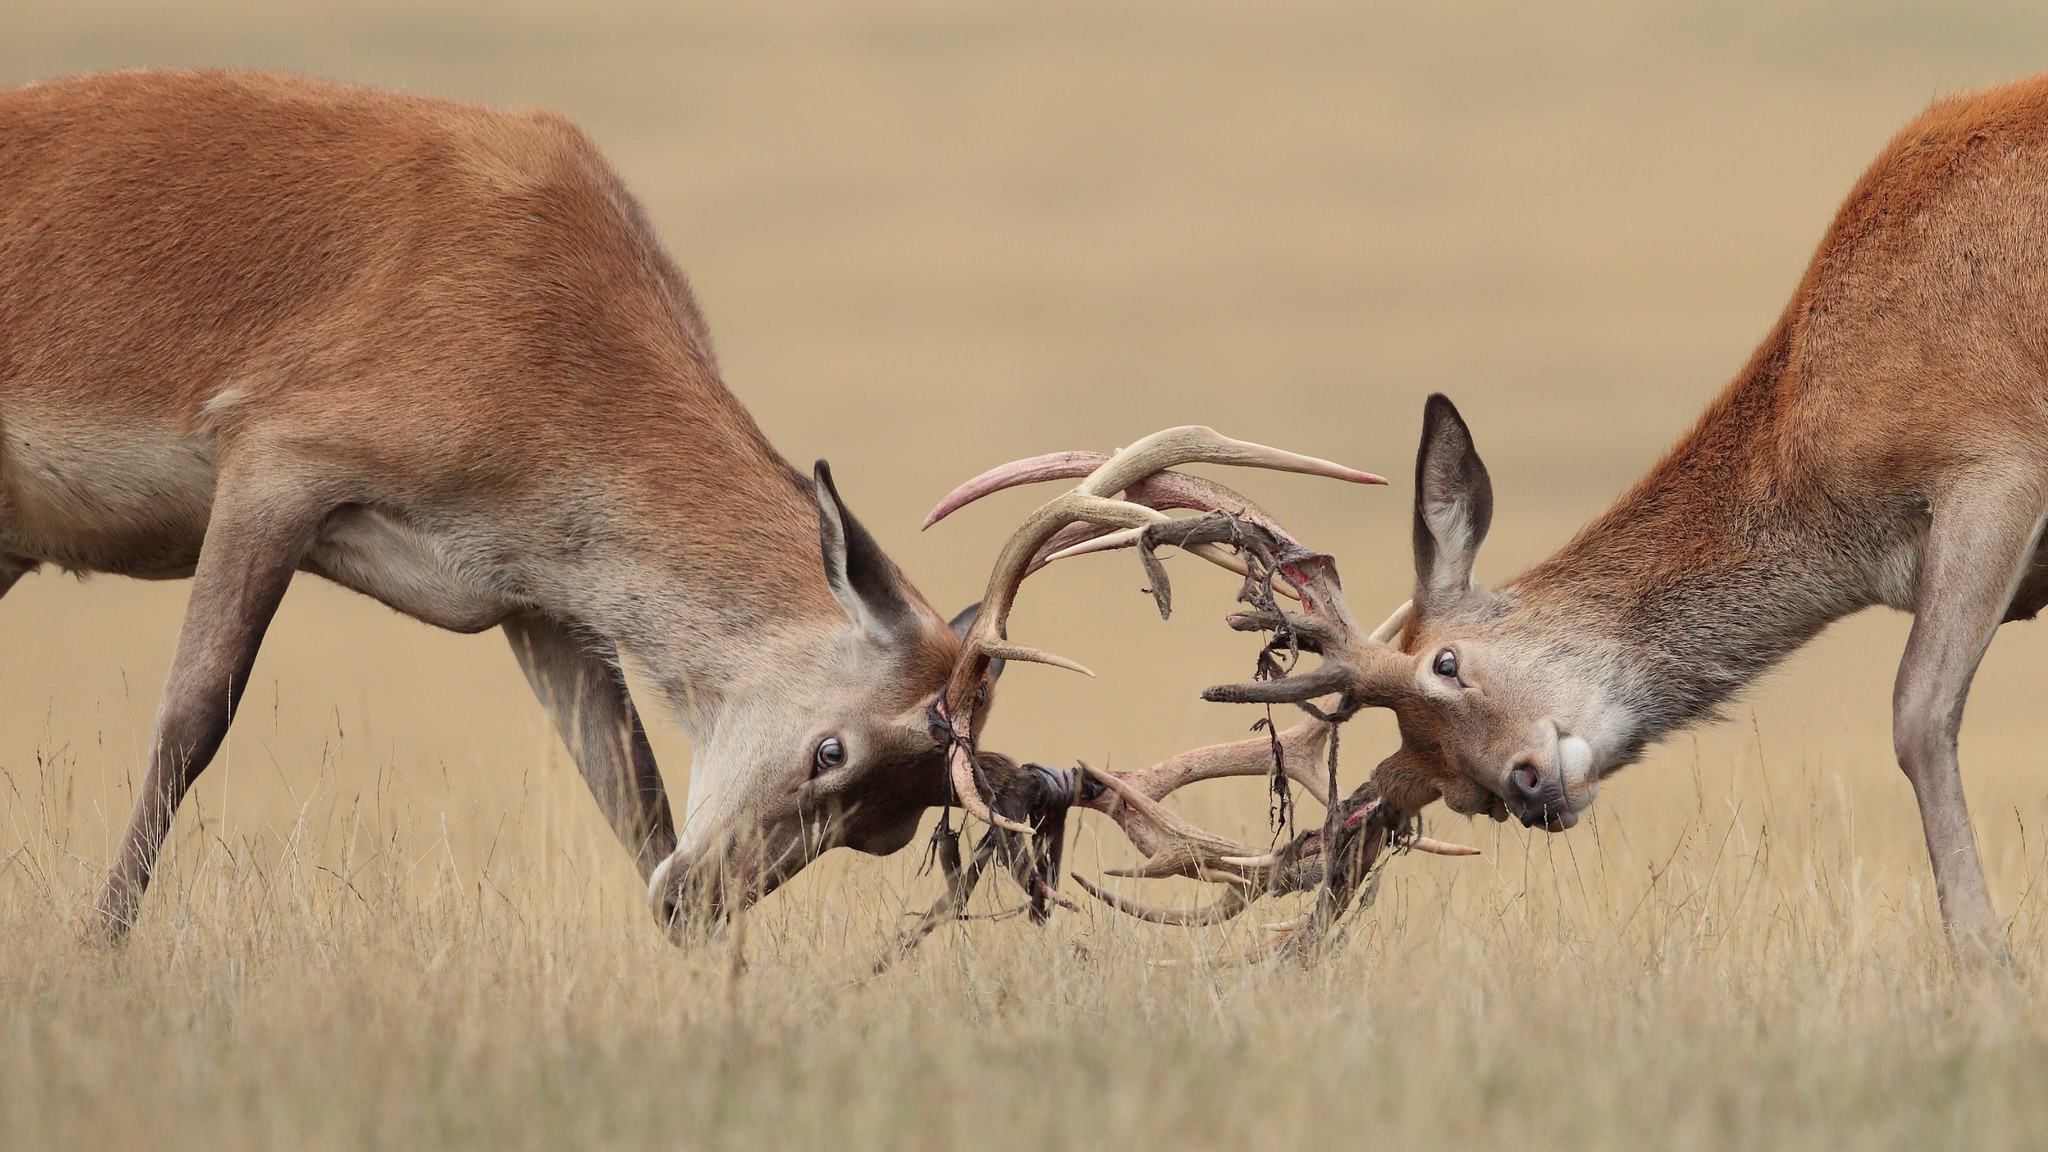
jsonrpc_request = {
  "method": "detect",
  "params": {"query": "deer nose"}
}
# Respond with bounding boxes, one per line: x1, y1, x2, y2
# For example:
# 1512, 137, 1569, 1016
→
648, 850, 741, 939
1506, 757, 1569, 828
1509, 760, 1544, 802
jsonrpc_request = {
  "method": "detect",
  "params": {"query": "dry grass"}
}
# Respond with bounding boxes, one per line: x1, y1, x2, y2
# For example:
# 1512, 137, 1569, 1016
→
5, 721, 2048, 1151
9, 2, 2048, 1148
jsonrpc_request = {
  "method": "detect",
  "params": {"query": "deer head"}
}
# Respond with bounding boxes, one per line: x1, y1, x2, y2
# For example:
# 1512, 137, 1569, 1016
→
646, 462, 974, 926
1122, 396, 1635, 838
1370, 394, 1640, 830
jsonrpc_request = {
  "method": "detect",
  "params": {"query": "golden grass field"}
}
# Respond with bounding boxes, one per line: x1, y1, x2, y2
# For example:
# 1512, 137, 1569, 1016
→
8, 2, 2048, 1147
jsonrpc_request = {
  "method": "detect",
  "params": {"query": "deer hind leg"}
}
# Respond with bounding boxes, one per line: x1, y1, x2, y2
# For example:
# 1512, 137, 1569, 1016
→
504, 614, 676, 882
89, 479, 319, 942
1893, 475, 2048, 962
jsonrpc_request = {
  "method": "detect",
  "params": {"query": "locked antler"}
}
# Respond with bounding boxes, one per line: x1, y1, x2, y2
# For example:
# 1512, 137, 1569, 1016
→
926, 427, 1386, 836
937, 446, 1480, 960
1082, 516, 1477, 957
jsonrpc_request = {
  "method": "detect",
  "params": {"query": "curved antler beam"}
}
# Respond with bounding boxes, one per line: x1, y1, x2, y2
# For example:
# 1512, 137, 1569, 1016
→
1071, 874, 1252, 926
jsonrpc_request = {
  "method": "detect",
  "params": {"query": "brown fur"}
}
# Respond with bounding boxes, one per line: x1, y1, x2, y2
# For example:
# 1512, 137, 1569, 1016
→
0, 69, 968, 938
1371, 74, 2048, 957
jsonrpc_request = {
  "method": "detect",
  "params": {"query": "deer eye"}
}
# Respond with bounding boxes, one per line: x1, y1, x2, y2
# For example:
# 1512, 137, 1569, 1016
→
812, 736, 846, 777
1432, 649, 1462, 684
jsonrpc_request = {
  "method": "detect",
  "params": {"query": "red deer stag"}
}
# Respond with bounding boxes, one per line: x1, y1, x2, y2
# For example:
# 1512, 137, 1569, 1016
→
0, 68, 1380, 938
952, 75, 2048, 961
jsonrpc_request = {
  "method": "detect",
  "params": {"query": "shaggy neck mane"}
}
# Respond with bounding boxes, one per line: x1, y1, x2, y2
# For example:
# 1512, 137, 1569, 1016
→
1505, 319, 1878, 746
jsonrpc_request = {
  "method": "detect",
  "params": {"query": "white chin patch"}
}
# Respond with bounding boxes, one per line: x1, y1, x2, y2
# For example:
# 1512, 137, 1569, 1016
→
647, 853, 677, 909
1558, 735, 1597, 810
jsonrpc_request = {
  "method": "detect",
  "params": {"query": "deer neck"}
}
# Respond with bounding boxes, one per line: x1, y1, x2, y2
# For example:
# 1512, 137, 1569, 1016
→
1506, 324, 1901, 747
530, 401, 848, 740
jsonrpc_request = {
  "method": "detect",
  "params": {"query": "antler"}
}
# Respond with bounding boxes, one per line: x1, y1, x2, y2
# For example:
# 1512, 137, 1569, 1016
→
1066, 715, 1476, 935
925, 427, 1385, 836
1040, 505, 1480, 958
925, 427, 1475, 961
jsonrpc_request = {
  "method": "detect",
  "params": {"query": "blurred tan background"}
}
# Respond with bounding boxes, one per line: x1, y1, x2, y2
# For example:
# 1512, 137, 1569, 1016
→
6, 0, 2048, 917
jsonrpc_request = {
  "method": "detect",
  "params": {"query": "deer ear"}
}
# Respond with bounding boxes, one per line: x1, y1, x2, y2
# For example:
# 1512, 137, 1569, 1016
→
816, 461, 921, 643
1411, 394, 1493, 615
947, 602, 1005, 683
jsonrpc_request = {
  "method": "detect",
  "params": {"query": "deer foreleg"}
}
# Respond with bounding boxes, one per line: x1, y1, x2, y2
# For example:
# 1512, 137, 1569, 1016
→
1893, 478, 2048, 962
89, 484, 316, 942
504, 613, 676, 881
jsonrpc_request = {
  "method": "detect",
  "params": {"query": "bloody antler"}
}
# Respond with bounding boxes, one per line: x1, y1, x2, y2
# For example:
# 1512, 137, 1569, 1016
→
1062, 515, 1476, 957
926, 427, 1385, 836
935, 446, 1479, 960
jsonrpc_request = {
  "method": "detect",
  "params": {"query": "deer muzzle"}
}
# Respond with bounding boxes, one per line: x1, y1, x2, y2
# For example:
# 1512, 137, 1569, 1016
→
1504, 720, 1597, 830
647, 834, 807, 935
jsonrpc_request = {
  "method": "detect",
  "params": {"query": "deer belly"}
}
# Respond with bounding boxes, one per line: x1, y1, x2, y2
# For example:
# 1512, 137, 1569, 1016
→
0, 418, 215, 578
305, 505, 513, 634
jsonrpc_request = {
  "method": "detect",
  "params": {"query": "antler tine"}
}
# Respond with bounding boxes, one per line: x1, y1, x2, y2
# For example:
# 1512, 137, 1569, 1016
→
936, 486, 1152, 835
923, 451, 1106, 530
1405, 836, 1482, 857
1368, 600, 1412, 646
1025, 521, 1115, 576
1073, 426, 1385, 499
